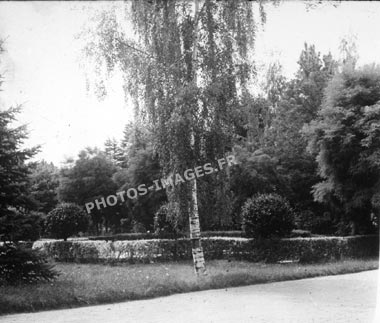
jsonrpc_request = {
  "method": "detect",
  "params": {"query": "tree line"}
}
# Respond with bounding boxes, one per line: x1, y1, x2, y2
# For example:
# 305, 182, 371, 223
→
1, 1, 379, 278
1, 42, 379, 243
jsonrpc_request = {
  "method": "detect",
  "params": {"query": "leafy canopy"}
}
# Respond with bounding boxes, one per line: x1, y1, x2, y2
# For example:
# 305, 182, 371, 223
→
304, 65, 380, 232
83, 0, 262, 226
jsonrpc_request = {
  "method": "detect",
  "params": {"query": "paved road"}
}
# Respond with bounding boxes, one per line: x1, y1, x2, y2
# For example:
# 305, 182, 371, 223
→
1, 270, 378, 323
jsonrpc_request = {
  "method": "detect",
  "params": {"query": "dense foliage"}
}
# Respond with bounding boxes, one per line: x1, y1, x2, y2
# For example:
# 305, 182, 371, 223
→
0, 245, 58, 285
0, 107, 39, 242
27, 161, 59, 214
45, 203, 89, 241
304, 65, 380, 234
0, 41, 58, 285
58, 148, 118, 234
83, 0, 264, 238
115, 123, 166, 232
153, 203, 181, 238
242, 193, 294, 238
2, 4, 380, 262
74, 18, 379, 238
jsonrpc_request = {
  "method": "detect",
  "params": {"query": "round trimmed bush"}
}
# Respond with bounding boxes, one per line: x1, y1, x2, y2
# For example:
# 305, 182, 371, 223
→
242, 193, 294, 239
46, 203, 89, 241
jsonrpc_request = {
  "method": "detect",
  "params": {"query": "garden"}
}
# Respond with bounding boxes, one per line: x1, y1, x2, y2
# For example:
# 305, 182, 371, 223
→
1, 198, 378, 315
1, 0, 379, 317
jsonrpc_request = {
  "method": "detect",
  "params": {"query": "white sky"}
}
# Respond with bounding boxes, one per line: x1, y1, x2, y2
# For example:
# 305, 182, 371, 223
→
0, 1, 379, 165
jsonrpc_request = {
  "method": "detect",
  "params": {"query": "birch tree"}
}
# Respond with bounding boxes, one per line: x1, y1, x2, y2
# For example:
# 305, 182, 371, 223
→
83, 0, 262, 274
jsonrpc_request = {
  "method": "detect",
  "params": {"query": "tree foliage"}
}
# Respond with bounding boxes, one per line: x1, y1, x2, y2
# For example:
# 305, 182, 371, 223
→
104, 138, 125, 167
83, 0, 263, 230
27, 160, 59, 214
229, 147, 285, 227
230, 44, 338, 232
0, 40, 58, 285
0, 244, 59, 285
153, 202, 180, 238
263, 44, 338, 213
0, 107, 40, 242
0, 98, 42, 244
114, 122, 166, 231
58, 148, 118, 233
58, 148, 117, 205
304, 65, 380, 234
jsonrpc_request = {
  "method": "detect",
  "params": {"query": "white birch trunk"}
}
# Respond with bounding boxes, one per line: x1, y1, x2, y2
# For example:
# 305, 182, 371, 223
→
189, 0, 206, 275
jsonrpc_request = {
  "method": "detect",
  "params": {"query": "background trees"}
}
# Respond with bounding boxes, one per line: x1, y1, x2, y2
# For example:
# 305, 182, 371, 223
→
264, 44, 338, 212
27, 161, 59, 214
1, 3, 378, 252
58, 148, 118, 234
104, 138, 125, 167
77, 1, 379, 239
304, 65, 380, 234
115, 122, 166, 232
230, 44, 339, 233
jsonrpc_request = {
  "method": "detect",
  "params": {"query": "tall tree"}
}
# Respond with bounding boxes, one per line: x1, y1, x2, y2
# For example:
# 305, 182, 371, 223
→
28, 160, 59, 214
58, 148, 118, 234
113, 121, 166, 231
0, 41, 40, 242
339, 34, 358, 72
304, 65, 380, 234
0, 107, 40, 242
104, 138, 125, 167
83, 0, 261, 274
0, 40, 58, 285
264, 44, 338, 213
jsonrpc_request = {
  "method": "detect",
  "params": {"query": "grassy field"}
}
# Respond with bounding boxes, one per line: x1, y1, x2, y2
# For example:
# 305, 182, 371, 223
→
0, 258, 378, 315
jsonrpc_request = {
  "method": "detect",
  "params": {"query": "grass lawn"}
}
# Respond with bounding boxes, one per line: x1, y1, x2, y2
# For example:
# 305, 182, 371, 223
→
0, 258, 378, 315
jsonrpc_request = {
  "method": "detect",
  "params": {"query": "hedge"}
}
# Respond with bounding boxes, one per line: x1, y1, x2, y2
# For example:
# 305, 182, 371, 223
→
88, 233, 183, 241
87, 231, 245, 241
33, 235, 378, 264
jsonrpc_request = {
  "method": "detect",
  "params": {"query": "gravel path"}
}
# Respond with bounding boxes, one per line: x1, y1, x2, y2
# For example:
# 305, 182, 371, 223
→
1, 270, 378, 323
